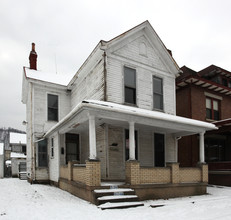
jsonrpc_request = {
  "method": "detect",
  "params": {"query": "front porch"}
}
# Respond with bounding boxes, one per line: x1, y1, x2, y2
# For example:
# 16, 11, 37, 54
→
44, 100, 216, 204
59, 160, 208, 204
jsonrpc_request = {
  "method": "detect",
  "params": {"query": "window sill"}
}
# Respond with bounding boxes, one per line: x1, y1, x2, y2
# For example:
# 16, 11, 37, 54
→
153, 108, 164, 113
206, 118, 218, 122
124, 102, 138, 107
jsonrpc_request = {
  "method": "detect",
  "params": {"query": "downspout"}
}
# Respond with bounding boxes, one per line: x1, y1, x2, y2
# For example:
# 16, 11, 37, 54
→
30, 82, 35, 183
103, 51, 107, 101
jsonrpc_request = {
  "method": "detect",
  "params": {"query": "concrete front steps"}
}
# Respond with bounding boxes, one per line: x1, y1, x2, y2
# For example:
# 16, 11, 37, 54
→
94, 186, 144, 210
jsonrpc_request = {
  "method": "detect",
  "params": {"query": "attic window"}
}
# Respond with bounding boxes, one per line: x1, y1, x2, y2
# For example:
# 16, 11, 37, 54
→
139, 42, 147, 56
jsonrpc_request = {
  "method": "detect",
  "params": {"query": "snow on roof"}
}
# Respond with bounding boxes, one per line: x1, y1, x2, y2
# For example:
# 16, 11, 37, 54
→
0, 143, 4, 155
10, 152, 27, 158
45, 100, 217, 137
10, 133, 26, 145
25, 67, 74, 86
84, 100, 217, 130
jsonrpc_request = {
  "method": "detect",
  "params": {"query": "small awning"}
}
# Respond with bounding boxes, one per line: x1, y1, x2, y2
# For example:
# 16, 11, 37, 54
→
44, 100, 217, 138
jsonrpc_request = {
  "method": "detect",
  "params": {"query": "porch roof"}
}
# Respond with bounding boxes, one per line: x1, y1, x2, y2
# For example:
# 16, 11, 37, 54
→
44, 100, 217, 138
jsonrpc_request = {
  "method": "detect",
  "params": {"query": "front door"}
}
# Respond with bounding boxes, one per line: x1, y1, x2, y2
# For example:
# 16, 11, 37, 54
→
65, 133, 79, 164
154, 133, 165, 167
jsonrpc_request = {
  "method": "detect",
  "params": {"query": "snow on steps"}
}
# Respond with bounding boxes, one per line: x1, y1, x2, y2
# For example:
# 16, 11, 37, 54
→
98, 201, 144, 210
94, 186, 144, 209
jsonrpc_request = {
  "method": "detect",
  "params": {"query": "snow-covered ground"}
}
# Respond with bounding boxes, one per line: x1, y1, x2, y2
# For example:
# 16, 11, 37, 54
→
0, 179, 231, 220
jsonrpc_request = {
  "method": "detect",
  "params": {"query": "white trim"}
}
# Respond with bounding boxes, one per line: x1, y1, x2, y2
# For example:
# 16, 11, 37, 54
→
204, 92, 223, 100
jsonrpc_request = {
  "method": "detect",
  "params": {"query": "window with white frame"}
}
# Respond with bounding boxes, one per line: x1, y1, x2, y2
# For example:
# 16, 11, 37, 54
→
206, 97, 219, 120
38, 139, 48, 167
48, 94, 58, 121
124, 66, 136, 105
153, 76, 163, 110
51, 137, 54, 158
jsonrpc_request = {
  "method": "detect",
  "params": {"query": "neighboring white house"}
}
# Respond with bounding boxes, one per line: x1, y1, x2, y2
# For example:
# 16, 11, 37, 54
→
0, 143, 4, 178
9, 132, 26, 154
22, 21, 216, 202
10, 152, 27, 177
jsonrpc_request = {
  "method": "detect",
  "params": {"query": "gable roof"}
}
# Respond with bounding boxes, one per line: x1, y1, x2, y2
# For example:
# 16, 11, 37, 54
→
176, 65, 231, 96
68, 21, 181, 88
101, 20, 180, 74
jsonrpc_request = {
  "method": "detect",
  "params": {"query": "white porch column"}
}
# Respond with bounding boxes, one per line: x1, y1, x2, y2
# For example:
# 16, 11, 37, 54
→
174, 138, 179, 163
129, 122, 136, 160
199, 132, 205, 163
89, 115, 97, 160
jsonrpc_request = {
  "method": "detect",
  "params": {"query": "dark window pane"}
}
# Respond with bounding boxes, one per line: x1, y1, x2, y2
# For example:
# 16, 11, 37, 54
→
48, 94, 58, 121
153, 77, 163, 110
153, 77, 163, 94
48, 94, 58, 108
125, 87, 136, 104
154, 94, 163, 110
48, 108, 58, 121
66, 134, 79, 163
124, 67, 136, 88
214, 110, 219, 120
206, 108, 212, 119
222, 78, 228, 87
38, 139, 48, 167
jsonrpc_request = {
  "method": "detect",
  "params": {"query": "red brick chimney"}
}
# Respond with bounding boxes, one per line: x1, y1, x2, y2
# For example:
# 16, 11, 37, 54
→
29, 43, 37, 70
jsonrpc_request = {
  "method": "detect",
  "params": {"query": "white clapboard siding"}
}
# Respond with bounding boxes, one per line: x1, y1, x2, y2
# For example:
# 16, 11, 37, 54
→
33, 84, 71, 134
71, 50, 105, 109
106, 31, 176, 114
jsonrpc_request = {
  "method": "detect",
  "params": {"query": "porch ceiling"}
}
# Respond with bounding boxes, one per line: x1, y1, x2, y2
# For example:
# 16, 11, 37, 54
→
44, 100, 217, 138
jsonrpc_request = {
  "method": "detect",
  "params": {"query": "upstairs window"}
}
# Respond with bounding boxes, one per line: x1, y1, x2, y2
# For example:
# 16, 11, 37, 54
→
153, 76, 163, 110
48, 94, 58, 121
124, 67, 136, 105
206, 97, 219, 120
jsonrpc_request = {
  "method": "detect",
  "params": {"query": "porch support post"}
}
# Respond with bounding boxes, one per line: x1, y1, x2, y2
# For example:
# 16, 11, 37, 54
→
89, 115, 97, 160
129, 121, 135, 160
199, 132, 205, 163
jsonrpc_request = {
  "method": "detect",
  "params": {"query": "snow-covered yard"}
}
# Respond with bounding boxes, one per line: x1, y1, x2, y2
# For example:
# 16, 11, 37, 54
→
0, 179, 231, 220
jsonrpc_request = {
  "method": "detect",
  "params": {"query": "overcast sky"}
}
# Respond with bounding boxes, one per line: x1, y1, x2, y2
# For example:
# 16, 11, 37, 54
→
1, 0, 231, 131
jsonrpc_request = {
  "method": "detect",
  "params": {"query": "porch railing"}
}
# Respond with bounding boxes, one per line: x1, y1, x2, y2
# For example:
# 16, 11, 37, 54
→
59, 160, 101, 186
126, 161, 208, 185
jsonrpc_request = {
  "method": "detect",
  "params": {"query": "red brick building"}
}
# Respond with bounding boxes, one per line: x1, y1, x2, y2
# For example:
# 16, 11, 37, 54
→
176, 65, 231, 186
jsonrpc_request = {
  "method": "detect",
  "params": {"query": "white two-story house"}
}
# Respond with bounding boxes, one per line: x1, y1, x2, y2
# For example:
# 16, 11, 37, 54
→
22, 21, 216, 205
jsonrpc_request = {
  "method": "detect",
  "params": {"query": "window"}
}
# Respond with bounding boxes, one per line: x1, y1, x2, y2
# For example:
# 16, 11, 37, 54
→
51, 138, 54, 158
65, 133, 79, 164
48, 94, 58, 121
38, 139, 48, 167
124, 67, 136, 104
206, 97, 219, 120
153, 76, 163, 110
154, 133, 165, 167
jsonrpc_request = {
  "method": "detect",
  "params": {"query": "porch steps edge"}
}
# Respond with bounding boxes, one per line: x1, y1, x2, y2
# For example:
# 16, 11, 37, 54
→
98, 201, 144, 210
97, 195, 139, 205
